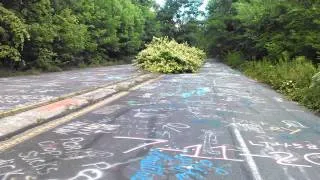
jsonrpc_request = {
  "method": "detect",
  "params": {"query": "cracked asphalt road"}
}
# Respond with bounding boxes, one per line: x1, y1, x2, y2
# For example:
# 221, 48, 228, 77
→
0, 64, 139, 113
1, 62, 320, 180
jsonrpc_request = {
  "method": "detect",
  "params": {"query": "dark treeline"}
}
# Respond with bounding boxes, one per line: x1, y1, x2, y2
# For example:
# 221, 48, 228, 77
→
1, 0, 319, 70
0, 0, 208, 72
0, 0, 162, 71
203, 0, 320, 111
204, 0, 320, 64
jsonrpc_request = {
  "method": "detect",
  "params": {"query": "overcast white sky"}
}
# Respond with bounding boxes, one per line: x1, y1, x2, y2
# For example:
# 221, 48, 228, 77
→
155, 0, 166, 7
156, 0, 209, 11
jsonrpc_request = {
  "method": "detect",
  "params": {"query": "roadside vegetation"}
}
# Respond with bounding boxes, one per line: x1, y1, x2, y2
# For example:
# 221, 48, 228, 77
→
204, 0, 320, 112
0, 0, 161, 74
242, 57, 319, 111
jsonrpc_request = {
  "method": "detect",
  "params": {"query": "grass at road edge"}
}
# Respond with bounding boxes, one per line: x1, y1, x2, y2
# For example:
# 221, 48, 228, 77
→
240, 58, 320, 113
0, 59, 131, 78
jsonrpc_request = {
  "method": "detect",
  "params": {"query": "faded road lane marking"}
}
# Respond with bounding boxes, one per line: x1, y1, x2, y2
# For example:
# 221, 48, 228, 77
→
231, 124, 263, 180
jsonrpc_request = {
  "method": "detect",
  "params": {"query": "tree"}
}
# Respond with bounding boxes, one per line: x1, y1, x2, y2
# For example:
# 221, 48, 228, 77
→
0, 0, 160, 70
0, 4, 29, 68
157, 0, 205, 45
204, 0, 320, 62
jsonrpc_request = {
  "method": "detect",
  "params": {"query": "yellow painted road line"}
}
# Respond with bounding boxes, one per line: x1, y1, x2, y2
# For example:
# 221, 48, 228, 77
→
0, 76, 162, 152
0, 74, 144, 118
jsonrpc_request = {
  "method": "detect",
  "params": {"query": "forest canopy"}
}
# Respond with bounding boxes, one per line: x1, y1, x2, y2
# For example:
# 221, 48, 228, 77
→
1, 0, 319, 70
0, 0, 161, 71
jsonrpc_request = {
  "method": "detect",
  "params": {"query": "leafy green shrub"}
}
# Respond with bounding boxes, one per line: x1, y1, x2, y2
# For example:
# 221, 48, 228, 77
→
303, 87, 320, 113
35, 48, 61, 72
225, 51, 245, 68
135, 37, 206, 73
311, 71, 320, 89
0, 5, 29, 62
303, 72, 320, 112
242, 56, 319, 111
242, 59, 276, 86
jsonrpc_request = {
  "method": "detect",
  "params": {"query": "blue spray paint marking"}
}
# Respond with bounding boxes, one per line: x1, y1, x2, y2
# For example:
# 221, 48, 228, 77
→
174, 158, 214, 180
131, 171, 153, 180
128, 101, 137, 105
131, 150, 215, 180
140, 155, 163, 175
173, 155, 203, 179
182, 92, 195, 99
195, 87, 210, 96
131, 150, 173, 180
214, 167, 229, 176
182, 87, 210, 99
191, 119, 209, 124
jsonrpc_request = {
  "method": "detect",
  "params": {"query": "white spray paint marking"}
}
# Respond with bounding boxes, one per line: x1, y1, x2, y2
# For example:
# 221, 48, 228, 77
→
255, 137, 312, 179
273, 97, 284, 102
68, 169, 102, 180
0, 169, 24, 180
304, 153, 320, 166
269, 152, 311, 168
232, 124, 263, 180
142, 93, 153, 98
285, 109, 304, 113
114, 136, 168, 154
281, 120, 308, 129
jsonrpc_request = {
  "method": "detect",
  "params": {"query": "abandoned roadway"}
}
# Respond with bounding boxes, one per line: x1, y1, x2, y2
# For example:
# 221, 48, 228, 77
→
0, 62, 320, 180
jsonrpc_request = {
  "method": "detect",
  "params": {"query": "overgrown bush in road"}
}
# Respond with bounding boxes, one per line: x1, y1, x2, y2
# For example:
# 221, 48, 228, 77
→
135, 37, 206, 73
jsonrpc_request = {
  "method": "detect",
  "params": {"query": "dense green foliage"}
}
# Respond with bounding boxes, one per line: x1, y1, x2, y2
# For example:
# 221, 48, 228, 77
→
203, 0, 320, 112
133, 0, 207, 74
135, 37, 205, 73
0, 5, 29, 66
242, 58, 319, 112
205, 0, 320, 62
0, 0, 160, 71
156, 0, 206, 47
0, 0, 207, 72
304, 71, 320, 111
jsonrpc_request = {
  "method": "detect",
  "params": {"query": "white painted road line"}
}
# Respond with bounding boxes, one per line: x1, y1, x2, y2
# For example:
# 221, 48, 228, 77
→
232, 124, 263, 180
